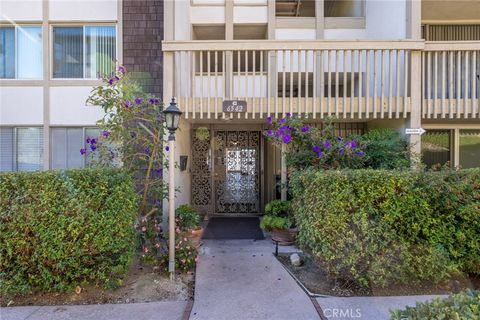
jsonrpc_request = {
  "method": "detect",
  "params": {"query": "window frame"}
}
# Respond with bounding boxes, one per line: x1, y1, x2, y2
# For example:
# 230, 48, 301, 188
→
50, 23, 118, 80
50, 126, 99, 169
0, 24, 43, 80
0, 126, 44, 172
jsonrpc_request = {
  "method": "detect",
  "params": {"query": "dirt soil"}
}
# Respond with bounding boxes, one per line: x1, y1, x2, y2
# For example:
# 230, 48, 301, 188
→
277, 253, 479, 297
1, 260, 194, 307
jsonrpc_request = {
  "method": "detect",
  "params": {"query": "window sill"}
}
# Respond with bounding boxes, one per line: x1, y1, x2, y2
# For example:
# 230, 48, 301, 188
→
50, 79, 103, 86
0, 79, 44, 86
325, 17, 366, 29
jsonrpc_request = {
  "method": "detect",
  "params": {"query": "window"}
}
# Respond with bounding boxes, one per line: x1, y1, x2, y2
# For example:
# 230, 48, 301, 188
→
51, 127, 99, 169
53, 26, 116, 79
0, 127, 43, 172
325, 0, 364, 17
0, 26, 43, 79
459, 129, 480, 169
422, 130, 451, 169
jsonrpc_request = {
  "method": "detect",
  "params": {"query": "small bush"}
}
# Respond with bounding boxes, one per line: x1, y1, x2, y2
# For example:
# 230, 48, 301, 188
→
359, 128, 410, 169
175, 204, 200, 231
0, 168, 139, 296
390, 289, 480, 320
291, 169, 480, 289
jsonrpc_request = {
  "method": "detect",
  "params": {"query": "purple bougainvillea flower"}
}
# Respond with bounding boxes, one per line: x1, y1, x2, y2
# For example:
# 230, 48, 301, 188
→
324, 140, 331, 148
130, 131, 136, 138
267, 116, 272, 125
86, 137, 91, 144
355, 150, 364, 157
135, 97, 143, 105
301, 125, 310, 133
266, 129, 273, 135
118, 66, 126, 74
165, 146, 170, 152
154, 168, 162, 175
313, 146, 321, 153
125, 99, 131, 108
90, 145, 97, 152
108, 78, 114, 85
144, 147, 150, 155
282, 135, 292, 144
318, 151, 323, 158
102, 130, 110, 138
350, 140, 357, 148
114, 75, 120, 81
339, 148, 345, 155
338, 136, 344, 141
286, 112, 291, 118
80, 148, 86, 155
279, 118, 286, 124
90, 138, 97, 145
149, 98, 159, 105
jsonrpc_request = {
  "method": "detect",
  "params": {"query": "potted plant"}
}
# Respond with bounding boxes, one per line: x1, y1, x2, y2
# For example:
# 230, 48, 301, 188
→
260, 200, 297, 245
176, 204, 203, 248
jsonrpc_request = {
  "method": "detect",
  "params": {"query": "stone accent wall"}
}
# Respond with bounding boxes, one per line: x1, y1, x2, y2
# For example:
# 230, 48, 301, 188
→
123, 0, 163, 96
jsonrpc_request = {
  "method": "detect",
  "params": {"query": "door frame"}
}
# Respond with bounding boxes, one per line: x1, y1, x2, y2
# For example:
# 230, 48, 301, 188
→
191, 124, 265, 217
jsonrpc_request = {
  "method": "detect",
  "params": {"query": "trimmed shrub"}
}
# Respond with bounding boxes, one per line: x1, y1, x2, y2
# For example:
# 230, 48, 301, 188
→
0, 168, 139, 296
291, 169, 480, 288
359, 128, 410, 169
390, 289, 480, 320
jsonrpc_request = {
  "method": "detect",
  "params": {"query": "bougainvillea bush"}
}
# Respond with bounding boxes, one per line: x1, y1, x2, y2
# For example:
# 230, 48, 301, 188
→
265, 115, 366, 170
0, 169, 138, 296
85, 66, 197, 272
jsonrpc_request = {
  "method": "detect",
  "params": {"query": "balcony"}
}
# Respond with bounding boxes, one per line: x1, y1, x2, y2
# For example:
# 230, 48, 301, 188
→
162, 40, 480, 120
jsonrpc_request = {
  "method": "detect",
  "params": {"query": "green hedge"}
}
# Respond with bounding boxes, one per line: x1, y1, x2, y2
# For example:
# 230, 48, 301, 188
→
390, 289, 480, 320
0, 169, 139, 296
291, 169, 480, 288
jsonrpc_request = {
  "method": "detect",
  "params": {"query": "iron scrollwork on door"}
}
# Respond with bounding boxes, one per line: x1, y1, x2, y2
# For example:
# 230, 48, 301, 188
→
191, 130, 212, 213
214, 131, 260, 214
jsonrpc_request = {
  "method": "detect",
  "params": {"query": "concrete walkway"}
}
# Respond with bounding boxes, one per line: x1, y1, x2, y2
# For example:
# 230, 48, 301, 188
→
316, 295, 444, 320
0, 301, 187, 320
190, 239, 320, 320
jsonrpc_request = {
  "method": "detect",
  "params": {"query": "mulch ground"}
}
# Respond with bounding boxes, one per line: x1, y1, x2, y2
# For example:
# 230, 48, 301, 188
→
1, 259, 194, 307
277, 253, 479, 297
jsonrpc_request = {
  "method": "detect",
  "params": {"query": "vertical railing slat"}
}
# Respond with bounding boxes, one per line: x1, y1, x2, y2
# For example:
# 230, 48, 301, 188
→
313, 50, 317, 118
290, 50, 293, 116
442, 51, 446, 118
282, 50, 286, 116
214, 51, 218, 119
359, 50, 363, 119
305, 50, 309, 117
380, 49, 385, 119
200, 51, 204, 119
472, 51, 477, 118
373, 50, 378, 118
427, 51, 431, 118
343, 50, 347, 117
350, 50, 356, 119
449, 51, 454, 118
388, 50, 393, 118
298, 50, 302, 116
434, 51, 438, 118
335, 50, 339, 117
327, 50, 332, 116
366, 50, 370, 117
456, 51, 461, 118
464, 50, 469, 118
403, 50, 408, 118
252, 50, 256, 119
395, 50, 400, 119
207, 51, 211, 119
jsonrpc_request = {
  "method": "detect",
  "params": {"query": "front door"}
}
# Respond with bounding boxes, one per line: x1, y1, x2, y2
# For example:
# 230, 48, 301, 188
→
213, 131, 261, 215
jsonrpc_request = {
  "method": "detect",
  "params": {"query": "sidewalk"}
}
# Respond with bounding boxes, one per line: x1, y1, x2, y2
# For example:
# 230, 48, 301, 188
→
0, 301, 187, 320
190, 239, 320, 320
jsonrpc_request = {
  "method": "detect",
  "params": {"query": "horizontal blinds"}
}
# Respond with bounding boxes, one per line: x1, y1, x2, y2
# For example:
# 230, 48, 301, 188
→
0, 127, 14, 171
16, 127, 43, 171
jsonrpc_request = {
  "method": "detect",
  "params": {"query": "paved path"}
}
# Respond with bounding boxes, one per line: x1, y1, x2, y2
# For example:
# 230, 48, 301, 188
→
316, 295, 445, 320
190, 239, 319, 320
0, 301, 187, 320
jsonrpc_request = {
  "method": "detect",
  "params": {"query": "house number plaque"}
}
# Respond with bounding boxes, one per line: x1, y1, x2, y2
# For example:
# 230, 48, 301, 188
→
222, 100, 247, 113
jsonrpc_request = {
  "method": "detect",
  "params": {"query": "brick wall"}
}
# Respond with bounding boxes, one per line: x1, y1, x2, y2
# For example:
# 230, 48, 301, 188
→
123, 0, 163, 96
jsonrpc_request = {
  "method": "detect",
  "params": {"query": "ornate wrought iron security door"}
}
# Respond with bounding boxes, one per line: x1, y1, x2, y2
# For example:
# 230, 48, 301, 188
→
214, 131, 260, 214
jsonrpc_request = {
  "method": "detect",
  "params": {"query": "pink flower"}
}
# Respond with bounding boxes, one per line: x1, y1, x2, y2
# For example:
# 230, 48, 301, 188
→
195, 256, 199, 262
141, 226, 147, 232
143, 246, 149, 253
176, 228, 181, 234
183, 238, 187, 242
181, 259, 186, 264
155, 243, 161, 248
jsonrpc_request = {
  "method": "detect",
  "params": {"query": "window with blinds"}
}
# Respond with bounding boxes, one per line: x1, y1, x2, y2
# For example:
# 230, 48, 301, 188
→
51, 127, 100, 169
53, 26, 116, 79
0, 26, 42, 79
0, 127, 43, 172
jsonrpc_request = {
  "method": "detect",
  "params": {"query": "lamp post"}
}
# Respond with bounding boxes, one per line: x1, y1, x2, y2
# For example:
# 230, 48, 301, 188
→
163, 97, 182, 279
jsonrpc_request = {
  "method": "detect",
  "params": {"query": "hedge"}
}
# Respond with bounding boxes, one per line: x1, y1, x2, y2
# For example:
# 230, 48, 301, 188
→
291, 169, 480, 289
390, 289, 480, 320
0, 168, 139, 296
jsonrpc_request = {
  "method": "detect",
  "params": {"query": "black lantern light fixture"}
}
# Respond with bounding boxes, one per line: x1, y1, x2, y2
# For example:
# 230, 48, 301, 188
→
163, 98, 182, 140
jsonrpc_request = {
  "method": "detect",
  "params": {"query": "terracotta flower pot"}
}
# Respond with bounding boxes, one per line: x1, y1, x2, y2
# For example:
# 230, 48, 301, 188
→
271, 228, 297, 246
181, 227, 204, 248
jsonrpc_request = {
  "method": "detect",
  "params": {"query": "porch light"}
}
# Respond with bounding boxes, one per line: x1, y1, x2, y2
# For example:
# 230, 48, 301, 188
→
163, 98, 182, 140
163, 97, 182, 279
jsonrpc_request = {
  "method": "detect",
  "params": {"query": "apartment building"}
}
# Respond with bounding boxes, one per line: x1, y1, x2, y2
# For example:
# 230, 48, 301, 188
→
1, 0, 479, 216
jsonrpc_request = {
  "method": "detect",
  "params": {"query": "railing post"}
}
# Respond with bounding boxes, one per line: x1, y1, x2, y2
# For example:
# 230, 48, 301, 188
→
409, 49, 422, 168
225, 51, 233, 99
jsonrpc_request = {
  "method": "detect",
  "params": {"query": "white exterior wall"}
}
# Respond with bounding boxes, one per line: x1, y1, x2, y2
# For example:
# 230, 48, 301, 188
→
0, 0, 43, 21
0, 87, 44, 125
49, 87, 105, 126
49, 0, 117, 21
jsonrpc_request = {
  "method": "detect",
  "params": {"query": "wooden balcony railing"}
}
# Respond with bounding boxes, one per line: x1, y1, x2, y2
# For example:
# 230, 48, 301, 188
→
162, 40, 480, 120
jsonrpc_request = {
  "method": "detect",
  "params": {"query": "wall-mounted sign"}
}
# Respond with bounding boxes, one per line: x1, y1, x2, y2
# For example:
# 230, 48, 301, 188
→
405, 128, 426, 135
222, 100, 247, 113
